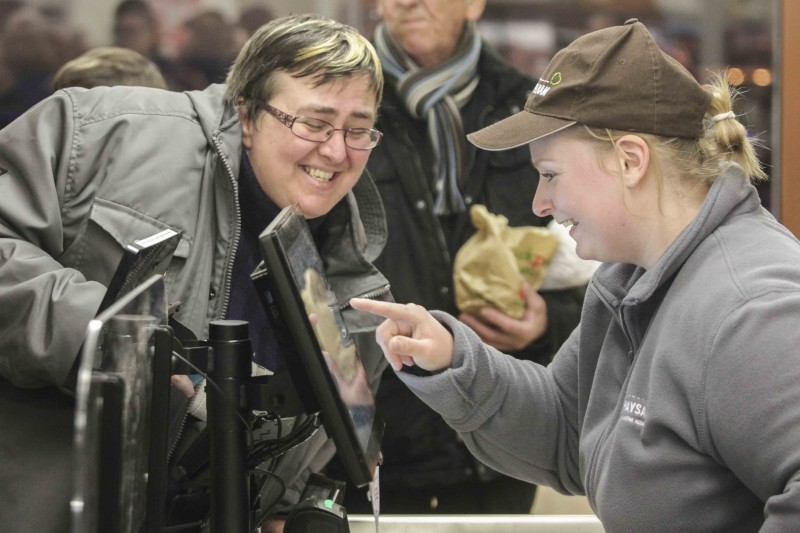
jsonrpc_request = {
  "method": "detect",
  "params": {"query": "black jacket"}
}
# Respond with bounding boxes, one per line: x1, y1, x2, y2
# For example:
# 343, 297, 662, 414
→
365, 45, 586, 487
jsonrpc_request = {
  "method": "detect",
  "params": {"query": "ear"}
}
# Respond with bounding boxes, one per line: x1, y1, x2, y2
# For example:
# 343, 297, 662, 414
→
614, 134, 650, 189
239, 104, 254, 151
466, 0, 488, 21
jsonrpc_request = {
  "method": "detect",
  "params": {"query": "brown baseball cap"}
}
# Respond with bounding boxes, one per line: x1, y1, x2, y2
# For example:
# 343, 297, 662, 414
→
468, 19, 711, 151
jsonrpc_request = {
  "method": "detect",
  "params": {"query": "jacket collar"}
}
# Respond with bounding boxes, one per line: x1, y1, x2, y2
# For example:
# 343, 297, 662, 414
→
348, 168, 388, 262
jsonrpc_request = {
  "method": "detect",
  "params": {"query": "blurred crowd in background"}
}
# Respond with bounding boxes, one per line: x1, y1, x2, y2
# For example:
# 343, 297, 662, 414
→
0, 0, 776, 197
0, 0, 274, 128
0, 0, 773, 132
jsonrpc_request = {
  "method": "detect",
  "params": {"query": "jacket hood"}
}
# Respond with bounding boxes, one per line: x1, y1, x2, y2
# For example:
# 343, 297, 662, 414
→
186, 84, 238, 140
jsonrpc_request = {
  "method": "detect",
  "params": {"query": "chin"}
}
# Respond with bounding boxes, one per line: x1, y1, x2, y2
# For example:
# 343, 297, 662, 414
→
298, 201, 335, 219
574, 243, 598, 263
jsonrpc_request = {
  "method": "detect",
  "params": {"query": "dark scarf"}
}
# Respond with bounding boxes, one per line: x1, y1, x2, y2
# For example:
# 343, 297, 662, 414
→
374, 21, 482, 215
226, 153, 282, 369
227, 154, 329, 369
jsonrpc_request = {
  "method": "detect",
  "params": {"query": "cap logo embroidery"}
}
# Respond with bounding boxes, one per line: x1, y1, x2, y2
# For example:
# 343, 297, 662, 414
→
532, 71, 562, 97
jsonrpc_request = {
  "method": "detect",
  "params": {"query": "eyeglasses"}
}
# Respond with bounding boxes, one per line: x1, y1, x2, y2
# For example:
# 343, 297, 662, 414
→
256, 101, 382, 151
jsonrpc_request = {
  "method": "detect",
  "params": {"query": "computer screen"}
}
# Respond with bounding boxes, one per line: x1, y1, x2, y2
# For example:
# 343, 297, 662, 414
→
256, 205, 383, 488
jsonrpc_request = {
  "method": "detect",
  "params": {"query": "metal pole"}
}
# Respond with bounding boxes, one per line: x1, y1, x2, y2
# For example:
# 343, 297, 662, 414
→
207, 320, 252, 533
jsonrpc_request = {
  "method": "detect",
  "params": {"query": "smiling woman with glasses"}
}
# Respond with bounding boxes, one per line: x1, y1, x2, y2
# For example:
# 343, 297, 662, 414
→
257, 101, 383, 150
0, 13, 393, 533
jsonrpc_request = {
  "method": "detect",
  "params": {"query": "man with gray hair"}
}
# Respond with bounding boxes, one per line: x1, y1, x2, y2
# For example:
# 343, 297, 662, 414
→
327, 0, 588, 516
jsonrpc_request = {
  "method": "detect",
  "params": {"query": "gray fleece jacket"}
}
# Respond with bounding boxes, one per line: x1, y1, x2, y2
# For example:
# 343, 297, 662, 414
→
399, 164, 800, 532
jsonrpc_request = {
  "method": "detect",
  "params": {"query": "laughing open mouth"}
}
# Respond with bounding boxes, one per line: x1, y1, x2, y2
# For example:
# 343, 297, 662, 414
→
304, 166, 334, 182
560, 218, 577, 229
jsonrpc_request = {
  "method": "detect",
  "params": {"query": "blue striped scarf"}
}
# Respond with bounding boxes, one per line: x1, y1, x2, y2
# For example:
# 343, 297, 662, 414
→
374, 21, 482, 215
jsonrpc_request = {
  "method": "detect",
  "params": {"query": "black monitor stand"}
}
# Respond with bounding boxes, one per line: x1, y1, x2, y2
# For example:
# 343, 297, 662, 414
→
168, 319, 335, 533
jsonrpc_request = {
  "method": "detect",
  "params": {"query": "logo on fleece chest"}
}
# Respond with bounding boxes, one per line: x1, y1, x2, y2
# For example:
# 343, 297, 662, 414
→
621, 394, 647, 427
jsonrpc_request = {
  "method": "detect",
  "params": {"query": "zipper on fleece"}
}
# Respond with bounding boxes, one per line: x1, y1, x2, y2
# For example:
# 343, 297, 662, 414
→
211, 133, 242, 320
166, 390, 193, 465
583, 282, 636, 510
168, 133, 240, 465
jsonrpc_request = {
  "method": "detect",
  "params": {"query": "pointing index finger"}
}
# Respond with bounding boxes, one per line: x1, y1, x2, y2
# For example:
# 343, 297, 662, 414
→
349, 298, 421, 323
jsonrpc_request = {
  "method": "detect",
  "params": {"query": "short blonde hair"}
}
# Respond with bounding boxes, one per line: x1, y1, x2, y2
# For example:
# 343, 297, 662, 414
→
53, 46, 166, 91
225, 13, 383, 124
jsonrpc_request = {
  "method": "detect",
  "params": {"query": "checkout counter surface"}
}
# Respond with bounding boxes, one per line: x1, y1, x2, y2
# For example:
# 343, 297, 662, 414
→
348, 514, 604, 532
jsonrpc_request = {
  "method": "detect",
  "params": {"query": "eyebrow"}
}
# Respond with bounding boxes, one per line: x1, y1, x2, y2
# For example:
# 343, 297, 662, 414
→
297, 104, 375, 122
530, 157, 557, 168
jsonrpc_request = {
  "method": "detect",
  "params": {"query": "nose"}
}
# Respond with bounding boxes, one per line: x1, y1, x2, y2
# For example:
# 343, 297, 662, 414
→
532, 179, 552, 217
317, 130, 349, 162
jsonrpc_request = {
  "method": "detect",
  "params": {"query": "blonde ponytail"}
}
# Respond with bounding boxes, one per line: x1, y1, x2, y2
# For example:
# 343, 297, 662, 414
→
700, 74, 768, 182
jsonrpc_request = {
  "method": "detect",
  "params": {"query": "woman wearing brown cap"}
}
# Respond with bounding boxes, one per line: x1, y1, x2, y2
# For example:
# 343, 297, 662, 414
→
351, 19, 800, 532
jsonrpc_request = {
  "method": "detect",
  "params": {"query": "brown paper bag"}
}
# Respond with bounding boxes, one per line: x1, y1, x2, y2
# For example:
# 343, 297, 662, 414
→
506, 224, 560, 291
454, 205, 559, 319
